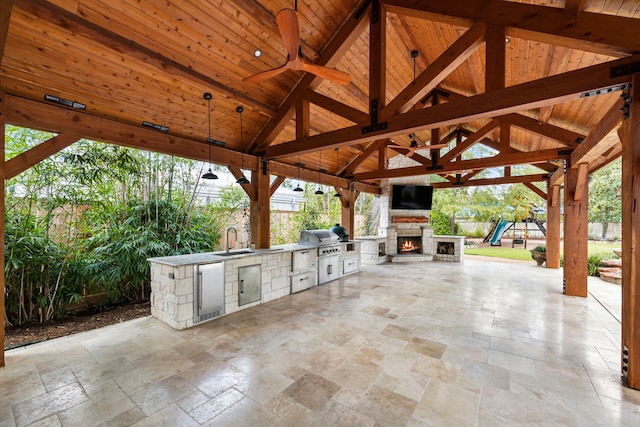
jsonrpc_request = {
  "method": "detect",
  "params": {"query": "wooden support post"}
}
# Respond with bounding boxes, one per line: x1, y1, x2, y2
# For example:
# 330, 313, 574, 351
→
1, 91, 5, 367
249, 161, 271, 249
340, 188, 359, 238
546, 183, 561, 269
620, 74, 640, 389
563, 163, 589, 296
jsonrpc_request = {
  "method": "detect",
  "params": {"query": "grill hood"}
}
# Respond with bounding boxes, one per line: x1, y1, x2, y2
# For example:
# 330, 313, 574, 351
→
299, 229, 341, 246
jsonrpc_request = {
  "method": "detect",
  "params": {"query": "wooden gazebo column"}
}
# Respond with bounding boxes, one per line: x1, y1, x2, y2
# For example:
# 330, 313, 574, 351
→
620, 73, 640, 389
563, 162, 589, 296
1, 91, 6, 367
546, 183, 561, 269
338, 187, 359, 238
249, 161, 271, 249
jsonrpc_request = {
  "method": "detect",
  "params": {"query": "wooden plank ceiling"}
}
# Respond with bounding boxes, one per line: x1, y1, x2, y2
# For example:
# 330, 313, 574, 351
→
1, 0, 639, 193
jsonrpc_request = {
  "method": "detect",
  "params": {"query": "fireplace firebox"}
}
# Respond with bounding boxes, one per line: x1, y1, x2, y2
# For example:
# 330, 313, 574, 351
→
397, 237, 422, 254
437, 241, 455, 255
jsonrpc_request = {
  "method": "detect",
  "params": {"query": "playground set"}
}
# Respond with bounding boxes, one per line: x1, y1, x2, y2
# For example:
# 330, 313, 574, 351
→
483, 196, 547, 248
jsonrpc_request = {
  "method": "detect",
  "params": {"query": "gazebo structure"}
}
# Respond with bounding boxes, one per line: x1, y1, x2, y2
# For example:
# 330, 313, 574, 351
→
0, 0, 639, 389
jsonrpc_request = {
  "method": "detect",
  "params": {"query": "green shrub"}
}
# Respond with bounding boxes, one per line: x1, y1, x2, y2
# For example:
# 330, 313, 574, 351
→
532, 245, 546, 252
587, 252, 617, 277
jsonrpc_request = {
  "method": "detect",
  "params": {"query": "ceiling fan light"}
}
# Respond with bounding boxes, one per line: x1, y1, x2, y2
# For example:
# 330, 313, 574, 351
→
410, 139, 418, 148
202, 168, 218, 180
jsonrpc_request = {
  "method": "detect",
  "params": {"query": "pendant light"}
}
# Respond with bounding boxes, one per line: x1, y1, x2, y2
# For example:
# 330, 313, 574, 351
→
236, 105, 250, 185
293, 156, 304, 192
333, 148, 340, 197
202, 92, 218, 180
314, 151, 324, 195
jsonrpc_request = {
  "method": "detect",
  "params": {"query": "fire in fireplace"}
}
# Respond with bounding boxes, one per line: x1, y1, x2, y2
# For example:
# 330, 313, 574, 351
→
398, 237, 421, 254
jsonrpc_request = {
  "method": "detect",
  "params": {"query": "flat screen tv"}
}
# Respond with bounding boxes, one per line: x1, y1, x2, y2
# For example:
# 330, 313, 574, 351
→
391, 185, 433, 210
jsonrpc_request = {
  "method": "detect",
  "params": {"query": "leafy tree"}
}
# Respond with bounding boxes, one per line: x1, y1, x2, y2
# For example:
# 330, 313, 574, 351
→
588, 158, 621, 238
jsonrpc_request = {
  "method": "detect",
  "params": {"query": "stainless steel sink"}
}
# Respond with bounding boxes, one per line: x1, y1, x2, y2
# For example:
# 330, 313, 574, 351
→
215, 250, 255, 257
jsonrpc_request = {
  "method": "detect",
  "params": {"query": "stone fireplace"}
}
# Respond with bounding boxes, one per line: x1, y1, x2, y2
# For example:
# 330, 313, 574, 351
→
376, 152, 463, 263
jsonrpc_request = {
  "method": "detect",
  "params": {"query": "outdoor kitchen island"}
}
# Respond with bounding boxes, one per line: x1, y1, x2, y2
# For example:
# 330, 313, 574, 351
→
148, 240, 361, 330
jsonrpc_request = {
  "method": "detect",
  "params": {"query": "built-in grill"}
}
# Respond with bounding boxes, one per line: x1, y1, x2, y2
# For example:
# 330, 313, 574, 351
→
299, 230, 342, 285
299, 229, 342, 257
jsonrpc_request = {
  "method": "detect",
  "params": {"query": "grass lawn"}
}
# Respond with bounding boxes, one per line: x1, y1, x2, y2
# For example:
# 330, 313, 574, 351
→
464, 247, 533, 261
465, 241, 621, 261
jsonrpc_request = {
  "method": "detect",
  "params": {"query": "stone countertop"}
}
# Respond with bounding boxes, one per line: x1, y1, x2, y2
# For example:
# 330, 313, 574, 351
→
355, 236, 386, 240
147, 243, 314, 267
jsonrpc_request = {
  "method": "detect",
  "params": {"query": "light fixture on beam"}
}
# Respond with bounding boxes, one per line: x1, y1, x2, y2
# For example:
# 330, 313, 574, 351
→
142, 121, 169, 133
202, 92, 218, 180
44, 94, 86, 110
236, 106, 250, 185
293, 160, 304, 192
580, 83, 630, 98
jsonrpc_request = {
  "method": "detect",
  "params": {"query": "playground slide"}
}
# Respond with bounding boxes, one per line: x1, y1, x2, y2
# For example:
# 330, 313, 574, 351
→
490, 219, 510, 246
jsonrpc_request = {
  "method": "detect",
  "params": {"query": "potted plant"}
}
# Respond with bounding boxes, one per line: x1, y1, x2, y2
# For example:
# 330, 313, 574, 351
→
530, 245, 546, 266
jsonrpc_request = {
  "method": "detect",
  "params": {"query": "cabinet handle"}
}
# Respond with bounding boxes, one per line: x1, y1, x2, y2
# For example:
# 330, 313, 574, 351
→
198, 271, 203, 311
328, 264, 332, 275
240, 279, 244, 293
300, 276, 308, 281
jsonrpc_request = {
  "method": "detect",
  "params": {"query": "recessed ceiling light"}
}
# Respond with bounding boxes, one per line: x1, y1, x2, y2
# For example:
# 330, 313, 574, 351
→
254, 49, 262, 57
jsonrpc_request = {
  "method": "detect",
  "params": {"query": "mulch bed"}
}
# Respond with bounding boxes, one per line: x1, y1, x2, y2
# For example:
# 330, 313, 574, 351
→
4, 302, 151, 350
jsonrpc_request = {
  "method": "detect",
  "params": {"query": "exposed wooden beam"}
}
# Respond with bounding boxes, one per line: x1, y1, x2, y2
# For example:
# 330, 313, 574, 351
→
0, 0, 12, 67
270, 176, 286, 197
249, 162, 270, 248
485, 24, 505, 92
13, 0, 276, 118
250, 0, 370, 153
263, 54, 639, 159
303, 90, 369, 123
524, 182, 547, 200
353, 148, 568, 181
563, 163, 589, 297
228, 166, 255, 200
5, 95, 258, 171
5, 132, 81, 179
382, 22, 485, 117
267, 161, 380, 194
573, 162, 589, 201
382, 0, 640, 56
370, 0, 387, 110
564, 0, 588, 16
550, 96, 625, 185
342, 140, 386, 176
499, 113, 584, 147
431, 173, 547, 189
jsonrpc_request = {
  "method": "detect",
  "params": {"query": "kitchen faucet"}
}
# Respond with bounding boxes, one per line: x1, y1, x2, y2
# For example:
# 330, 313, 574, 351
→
226, 227, 238, 253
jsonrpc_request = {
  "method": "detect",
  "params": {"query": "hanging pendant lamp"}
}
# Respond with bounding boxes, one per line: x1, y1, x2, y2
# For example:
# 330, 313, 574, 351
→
293, 156, 304, 192
314, 151, 324, 195
236, 106, 250, 184
333, 147, 340, 197
202, 92, 218, 180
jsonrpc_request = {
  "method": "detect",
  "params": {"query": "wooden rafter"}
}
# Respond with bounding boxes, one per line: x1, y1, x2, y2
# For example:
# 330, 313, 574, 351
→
382, 0, 640, 56
485, 24, 505, 92
263, 53, 639, 159
550, 96, 625, 186
431, 173, 548, 189
499, 113, 583, 147
370, 0, 386, 110
5, 132, 80, 179
270, 176, 286, 197
524, 182, 547, 199
0, 0, 12, 67
353, 148, 568, 181
564, 0, 588, 16
250, 0, 371, 153
303, 90, 369, 123
342, 140, 386, 176
382, 22, 486, 117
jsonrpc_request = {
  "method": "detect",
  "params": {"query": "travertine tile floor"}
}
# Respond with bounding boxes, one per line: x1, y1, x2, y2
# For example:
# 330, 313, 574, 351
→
2, 259, 640, 426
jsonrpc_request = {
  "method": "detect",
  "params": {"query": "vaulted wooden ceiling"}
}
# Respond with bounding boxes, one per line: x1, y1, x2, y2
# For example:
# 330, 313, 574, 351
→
1, 0, 639, 194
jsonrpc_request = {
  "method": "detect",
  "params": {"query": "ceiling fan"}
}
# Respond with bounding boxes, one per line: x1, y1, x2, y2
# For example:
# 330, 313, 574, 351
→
388, 135, 450, 158
243, 7, 351, 86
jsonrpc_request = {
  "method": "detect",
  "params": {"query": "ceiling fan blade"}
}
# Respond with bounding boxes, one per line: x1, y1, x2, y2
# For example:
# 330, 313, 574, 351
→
426, 142, 451, 150
276, 9, 300, 60
243, 64, 289, 84
301, 62, 351, 86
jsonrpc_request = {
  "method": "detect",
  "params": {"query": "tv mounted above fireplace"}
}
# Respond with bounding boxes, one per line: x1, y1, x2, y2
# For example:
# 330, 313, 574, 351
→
391, 185, 433, 210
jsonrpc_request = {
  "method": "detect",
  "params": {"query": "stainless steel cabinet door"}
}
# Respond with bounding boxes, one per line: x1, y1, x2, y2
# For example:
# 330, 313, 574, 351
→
239, 264, 261, 306
318, 255, 339, 284
196, 262, 224, 318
